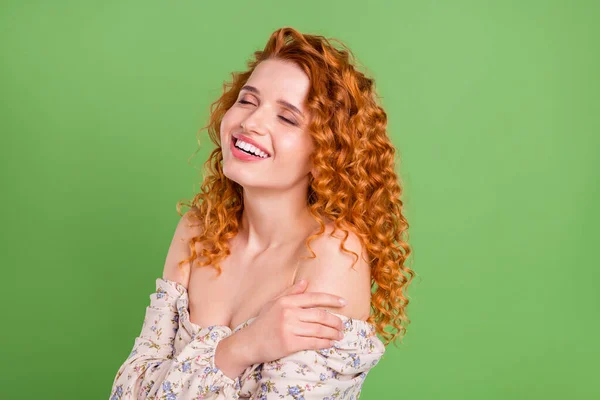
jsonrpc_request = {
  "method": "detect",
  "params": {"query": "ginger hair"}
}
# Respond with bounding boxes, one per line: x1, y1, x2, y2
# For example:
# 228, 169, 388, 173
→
176, 27, 414, 347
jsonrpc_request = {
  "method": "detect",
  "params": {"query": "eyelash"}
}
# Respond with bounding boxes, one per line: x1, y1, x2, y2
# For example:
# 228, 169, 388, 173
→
237, 99, 297, 126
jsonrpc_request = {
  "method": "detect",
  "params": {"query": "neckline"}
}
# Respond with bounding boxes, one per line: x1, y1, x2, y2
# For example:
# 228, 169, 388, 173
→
187, 315, 258, 334
164, 278, 378, 335
186, 311, 377, 335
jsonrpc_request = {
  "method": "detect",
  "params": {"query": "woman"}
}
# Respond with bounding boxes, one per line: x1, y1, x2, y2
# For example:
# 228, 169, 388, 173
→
110, 27, 414, 399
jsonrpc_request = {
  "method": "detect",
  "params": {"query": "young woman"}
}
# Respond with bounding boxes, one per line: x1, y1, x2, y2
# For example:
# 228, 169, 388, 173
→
110, 27, 414, 399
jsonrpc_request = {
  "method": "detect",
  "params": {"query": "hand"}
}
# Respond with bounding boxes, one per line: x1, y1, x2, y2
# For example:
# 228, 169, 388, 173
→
242, 279, 348, 365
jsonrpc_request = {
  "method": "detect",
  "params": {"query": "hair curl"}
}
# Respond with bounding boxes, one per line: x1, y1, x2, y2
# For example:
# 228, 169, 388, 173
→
176, 27, 414, 347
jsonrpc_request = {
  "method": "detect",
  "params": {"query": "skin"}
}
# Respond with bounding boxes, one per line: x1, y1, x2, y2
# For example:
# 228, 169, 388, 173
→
220, 57, 318, 251
163, 58, 372, 379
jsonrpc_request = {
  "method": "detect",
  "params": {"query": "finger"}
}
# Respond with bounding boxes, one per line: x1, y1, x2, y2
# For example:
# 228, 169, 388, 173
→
274, 279, 308, 300
286, 291, 347, 309
296, 335, 337, 351
294, 321, 344, 341
296, 308, 344, 331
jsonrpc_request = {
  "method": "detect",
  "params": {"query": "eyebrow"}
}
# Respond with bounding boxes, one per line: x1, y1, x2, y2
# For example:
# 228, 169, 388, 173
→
240, 85, 305, 120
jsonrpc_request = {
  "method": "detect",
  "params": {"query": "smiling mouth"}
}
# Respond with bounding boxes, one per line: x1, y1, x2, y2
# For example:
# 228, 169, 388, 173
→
232, 137, 271, 158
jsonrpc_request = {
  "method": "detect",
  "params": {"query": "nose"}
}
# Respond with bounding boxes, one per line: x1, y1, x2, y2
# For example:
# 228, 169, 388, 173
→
240, 106, 269, 136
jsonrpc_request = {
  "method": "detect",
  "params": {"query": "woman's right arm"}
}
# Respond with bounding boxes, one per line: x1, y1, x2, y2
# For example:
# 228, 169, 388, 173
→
214, 280, 348, 379
110, 277, 247, 399
108, 278, 346, 399
109, 209, 347, 398
109, 277, 183, 399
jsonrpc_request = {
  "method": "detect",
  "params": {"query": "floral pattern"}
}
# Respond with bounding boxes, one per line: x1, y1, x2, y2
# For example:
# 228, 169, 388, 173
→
110, 278, 385, 399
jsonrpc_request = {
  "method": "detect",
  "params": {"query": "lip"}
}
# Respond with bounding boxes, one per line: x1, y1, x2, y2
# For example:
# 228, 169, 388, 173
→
232, 133, 271, 157
229, 137, 270, 162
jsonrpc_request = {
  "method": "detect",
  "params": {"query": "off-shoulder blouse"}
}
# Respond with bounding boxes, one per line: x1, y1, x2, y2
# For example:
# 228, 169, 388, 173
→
110, 278, 386, 399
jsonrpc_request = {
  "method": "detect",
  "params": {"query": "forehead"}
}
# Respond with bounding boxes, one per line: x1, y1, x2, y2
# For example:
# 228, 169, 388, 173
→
245, 59, 310, 106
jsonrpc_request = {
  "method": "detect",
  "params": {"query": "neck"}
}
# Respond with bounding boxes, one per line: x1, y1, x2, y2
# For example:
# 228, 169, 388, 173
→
237, 181, 318, 252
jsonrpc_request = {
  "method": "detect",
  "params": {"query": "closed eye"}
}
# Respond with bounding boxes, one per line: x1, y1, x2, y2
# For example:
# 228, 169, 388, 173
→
238, 100, 297, 126
279, 116, 297, 126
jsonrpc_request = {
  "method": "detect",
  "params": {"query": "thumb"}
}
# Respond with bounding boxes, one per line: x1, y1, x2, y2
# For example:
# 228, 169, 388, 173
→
276, 279, 308, 299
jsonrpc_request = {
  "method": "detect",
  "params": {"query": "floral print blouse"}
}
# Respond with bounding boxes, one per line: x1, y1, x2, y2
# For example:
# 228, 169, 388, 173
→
110, 278, 386, 399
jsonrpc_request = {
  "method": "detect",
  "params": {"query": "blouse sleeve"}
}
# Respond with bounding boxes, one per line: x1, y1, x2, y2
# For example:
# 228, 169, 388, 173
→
240, 314, 386, 400
109, 278, 242, 400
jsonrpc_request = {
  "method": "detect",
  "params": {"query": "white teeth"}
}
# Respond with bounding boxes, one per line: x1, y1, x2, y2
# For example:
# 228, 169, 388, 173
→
234, 139, 269, 158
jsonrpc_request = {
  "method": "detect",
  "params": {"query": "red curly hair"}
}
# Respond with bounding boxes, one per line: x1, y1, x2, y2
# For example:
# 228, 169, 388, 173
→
176, 27, 415, 347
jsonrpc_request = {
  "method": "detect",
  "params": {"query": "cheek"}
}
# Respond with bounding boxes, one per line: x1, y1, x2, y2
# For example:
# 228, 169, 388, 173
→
277, 136, 314, 166
220, 111, 233, 142
220, 107, 244, 140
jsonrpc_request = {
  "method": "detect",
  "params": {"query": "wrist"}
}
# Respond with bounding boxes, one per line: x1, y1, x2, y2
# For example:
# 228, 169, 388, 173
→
215, 329, 256, 378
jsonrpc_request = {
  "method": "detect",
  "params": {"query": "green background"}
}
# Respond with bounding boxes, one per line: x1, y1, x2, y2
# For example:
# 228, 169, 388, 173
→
1, 1, 598, 399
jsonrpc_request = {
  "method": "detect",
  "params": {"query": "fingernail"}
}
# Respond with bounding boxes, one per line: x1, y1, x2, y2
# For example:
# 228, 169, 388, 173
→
339, 298, 347, 305
297, 279, 306, 285
338, 331, 344, 339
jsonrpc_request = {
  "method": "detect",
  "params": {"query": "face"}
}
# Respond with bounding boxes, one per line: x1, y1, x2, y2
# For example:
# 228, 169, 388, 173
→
220, 58, 314, 191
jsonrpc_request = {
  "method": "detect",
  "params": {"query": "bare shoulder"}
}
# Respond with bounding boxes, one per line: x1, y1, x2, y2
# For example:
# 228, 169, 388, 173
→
295, 222, 372, 321
162, 207, 203, 288
170, 207, 204, 247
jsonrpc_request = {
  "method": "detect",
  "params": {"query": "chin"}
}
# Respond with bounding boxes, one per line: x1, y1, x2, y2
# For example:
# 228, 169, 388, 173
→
222, 166, 258, 188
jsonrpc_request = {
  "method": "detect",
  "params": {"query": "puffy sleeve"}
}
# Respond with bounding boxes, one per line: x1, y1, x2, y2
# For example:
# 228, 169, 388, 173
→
238, 312, 386, 400
109, 278, 243, 400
